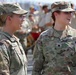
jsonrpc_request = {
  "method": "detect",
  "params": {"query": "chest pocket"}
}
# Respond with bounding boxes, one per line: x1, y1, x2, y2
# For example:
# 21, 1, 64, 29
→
55, 36, 75, 58
51, 36, 76, 68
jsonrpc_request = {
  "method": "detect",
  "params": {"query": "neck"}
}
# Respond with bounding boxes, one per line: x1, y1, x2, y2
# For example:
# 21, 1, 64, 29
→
2, 25, 14, 36
54, 22, 68, 31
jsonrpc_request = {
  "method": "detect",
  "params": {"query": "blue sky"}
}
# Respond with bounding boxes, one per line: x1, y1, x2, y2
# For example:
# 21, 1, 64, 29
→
27, 0, 76, 4
1, 0, 75, 3
1, 0, 76, 5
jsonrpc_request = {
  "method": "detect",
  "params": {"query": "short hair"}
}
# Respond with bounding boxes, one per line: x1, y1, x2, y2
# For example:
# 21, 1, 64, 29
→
42, 5, 48, 10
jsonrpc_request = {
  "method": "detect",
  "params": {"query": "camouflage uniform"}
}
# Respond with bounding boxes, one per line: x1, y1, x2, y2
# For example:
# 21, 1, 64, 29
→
0, 3, 28, 75
0, 31, 27, 75
32, 26, 76, 75
32, 1, 76, 75
14, 31, 27, 54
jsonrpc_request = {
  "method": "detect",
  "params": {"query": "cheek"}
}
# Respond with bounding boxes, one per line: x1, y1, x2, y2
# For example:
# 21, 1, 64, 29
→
18, 18, 24, 24
60, 16, 66, 21
15, 18, 22, 24
58, 16, 63, 21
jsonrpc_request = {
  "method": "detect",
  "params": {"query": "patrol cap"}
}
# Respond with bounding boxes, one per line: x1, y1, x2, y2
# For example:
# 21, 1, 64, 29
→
2, 3, 28, 14
0, 3, 6, 15
51, 1, 75, 13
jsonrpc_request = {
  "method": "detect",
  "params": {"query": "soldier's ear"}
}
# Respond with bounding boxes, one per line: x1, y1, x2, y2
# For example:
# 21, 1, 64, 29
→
7, 16, 12, 21
54, 12, 60, 18
54, 12, 57, 16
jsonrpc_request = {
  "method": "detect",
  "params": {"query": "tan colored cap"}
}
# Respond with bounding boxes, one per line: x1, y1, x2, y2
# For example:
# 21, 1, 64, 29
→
51, 1, 75, 13
2, 3, 28, 14
0, 3, 6, 15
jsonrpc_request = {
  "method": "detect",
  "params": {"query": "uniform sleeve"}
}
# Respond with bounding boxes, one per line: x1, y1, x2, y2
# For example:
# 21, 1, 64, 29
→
0, 43, 10, 75
32, 38, 44, 75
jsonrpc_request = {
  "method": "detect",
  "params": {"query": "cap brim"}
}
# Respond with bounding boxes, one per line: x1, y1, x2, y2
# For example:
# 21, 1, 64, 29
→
13, 9, 28, 14
61, 8, 75, 12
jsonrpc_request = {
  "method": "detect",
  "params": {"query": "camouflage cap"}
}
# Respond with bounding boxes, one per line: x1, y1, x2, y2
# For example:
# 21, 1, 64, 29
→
0, 3, 6, 15
51, 1, 75, 13
2, 3, 28, 14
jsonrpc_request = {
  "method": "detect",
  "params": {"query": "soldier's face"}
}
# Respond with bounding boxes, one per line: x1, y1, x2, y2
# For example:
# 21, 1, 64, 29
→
10, 14, 25, 30
55, 11, 73, 25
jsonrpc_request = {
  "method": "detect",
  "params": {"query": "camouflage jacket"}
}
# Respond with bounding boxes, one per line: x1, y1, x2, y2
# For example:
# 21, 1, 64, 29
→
0, 31, 27, 75
32, 26, 76, 75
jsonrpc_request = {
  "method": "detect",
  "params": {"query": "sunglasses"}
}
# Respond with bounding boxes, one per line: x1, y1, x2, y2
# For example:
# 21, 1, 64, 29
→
63, 12, 73, 14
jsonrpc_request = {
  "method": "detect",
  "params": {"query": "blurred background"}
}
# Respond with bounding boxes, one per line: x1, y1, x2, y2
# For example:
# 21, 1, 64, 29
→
0, 0, 76, 10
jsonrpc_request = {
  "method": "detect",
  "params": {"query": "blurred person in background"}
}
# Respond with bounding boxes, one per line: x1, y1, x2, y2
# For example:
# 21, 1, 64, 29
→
38, 4, 53, 31
70, 2, 76, 29
38, 4, 49, 31
26, 5, 42, 53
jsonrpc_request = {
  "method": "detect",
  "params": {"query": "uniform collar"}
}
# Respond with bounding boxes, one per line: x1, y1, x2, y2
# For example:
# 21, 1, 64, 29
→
52, 26, 63, 38
52, 26, 72, 39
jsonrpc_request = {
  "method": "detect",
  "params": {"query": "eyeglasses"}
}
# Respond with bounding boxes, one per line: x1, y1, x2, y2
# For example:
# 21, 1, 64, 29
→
18, 14, 26, 20
19, 14, 26, 18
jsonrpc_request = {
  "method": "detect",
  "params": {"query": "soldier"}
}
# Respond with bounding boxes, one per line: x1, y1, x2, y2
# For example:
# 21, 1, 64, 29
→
32, 1, 76, 75
0, 3, 28, 75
